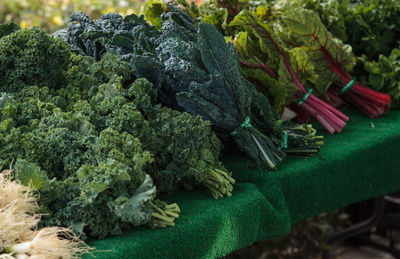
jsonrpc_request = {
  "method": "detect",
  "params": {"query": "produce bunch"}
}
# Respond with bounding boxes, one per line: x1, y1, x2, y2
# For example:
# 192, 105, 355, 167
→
0, 26, 234, 238
357, 49, 400, 108
281, 0, 399, 109
0, 167, 92, 258
272, 1, 391, 118
55, 9, 323, 169
145, 0, 350, 133
153, 0, 392, 131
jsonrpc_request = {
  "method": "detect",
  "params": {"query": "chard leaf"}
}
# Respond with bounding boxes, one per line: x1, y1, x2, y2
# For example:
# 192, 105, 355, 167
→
274, 2, 356, 95
234, 31, 289, 112
277, 47, 318, 97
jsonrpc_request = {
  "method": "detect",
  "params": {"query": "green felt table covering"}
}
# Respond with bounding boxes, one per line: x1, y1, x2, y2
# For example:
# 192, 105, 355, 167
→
86, 109, 400, 259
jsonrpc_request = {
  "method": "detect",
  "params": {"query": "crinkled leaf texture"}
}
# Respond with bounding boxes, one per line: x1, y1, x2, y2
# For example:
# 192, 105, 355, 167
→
110, 174, 156, 224
14, 159, 48, 190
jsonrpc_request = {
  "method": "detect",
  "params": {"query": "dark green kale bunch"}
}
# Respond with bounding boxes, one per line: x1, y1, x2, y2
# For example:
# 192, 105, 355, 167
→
0, 27, 70, 92
55, 12, 165, 91
56, 10, 289, 169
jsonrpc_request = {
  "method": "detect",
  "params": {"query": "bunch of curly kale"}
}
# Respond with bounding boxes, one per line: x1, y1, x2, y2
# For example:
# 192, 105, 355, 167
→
0, 27, 234, 238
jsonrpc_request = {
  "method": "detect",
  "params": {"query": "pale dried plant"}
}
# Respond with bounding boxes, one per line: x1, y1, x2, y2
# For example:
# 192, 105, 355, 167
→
0, 167, 39, 250
0, 167, 93, 259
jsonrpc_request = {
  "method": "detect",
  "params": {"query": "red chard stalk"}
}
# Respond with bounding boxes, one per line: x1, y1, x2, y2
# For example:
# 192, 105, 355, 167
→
274, 1, 391, 118
229, 6, 348, 133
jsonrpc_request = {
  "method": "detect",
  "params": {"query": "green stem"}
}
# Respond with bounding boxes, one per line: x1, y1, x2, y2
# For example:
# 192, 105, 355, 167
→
200, 167, 235, 199
150, 201, 180, 228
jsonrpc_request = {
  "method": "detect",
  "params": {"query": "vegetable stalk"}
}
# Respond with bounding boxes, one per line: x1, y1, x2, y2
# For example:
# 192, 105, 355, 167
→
320, 47, 391, 118
150, 201, 180, 228
202, 167, 235, 199
281, 121, 324, 155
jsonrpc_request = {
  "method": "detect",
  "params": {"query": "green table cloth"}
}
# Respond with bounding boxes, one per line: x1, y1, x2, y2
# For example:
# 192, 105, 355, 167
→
87, 109, 400, 259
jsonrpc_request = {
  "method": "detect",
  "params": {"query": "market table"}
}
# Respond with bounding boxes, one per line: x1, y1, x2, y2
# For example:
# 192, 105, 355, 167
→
86, 109, 400, 259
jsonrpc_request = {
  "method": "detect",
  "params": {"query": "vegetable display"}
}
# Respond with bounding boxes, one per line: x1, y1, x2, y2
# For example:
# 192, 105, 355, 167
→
1, 0, 398, 249
148, 0, 350, 133
153, 0, 393, 128
55, 10, 323, 169
0, 27, 235, 238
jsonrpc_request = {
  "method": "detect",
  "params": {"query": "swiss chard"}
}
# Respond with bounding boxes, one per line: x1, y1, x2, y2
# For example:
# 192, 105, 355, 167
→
273, 1, 391, 118
356, 49, 400, 108
224, 3, 349, 133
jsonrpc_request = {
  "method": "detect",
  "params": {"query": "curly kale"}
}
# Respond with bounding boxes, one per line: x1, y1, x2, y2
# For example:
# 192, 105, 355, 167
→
0, 27, 70, 92
0, 82, 160, 238
0, 29, 233, 237
89, 76, 235, 199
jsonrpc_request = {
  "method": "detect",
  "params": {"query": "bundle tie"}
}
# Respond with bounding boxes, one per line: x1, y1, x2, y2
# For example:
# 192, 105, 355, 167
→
231, 116, 253, 136
240, 116, 253, 128
340, 77, 357, 94
281, 130, 288, 149
277, 119, 285, 126
297, 89, 313, 106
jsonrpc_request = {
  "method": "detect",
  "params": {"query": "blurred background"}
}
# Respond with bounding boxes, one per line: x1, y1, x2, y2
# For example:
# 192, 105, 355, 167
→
0, 0, 146, 32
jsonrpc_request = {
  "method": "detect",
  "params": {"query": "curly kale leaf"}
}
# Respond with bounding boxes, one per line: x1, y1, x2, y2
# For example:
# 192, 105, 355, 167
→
0, 28, 70, 92
109, 174, 156, 224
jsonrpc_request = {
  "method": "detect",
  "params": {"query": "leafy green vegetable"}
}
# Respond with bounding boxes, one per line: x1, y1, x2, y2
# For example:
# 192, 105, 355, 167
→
0, 23, 20, 39
357, 49, 400, 108
0, 27, 70, 92
343, 0, 400, 60
56, 9, 289, 169
202, 0, 348, 133
272, 0, 391, 118
0, 27, 235, 238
